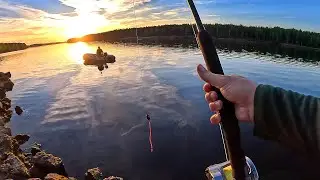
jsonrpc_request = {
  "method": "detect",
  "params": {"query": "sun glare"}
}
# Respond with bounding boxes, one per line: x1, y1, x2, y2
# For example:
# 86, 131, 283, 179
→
68, 42, 91, 64
64, 13, 110, 38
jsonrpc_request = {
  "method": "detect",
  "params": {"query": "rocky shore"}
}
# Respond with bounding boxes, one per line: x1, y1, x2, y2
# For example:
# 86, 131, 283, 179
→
0, 72, 123, 180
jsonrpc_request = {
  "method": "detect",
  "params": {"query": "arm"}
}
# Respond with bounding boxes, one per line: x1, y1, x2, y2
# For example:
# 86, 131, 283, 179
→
254, 84, 320, 155
196, 64, 320, 155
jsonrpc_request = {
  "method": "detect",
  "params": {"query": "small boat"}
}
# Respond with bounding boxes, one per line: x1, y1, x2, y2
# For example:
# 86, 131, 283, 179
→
83, 53, 116, 65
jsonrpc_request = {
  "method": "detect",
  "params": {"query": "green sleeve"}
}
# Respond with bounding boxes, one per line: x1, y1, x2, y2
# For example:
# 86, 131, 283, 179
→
253, 84, 320, 155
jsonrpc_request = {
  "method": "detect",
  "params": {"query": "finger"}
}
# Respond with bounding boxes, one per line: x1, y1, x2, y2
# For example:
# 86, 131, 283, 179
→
210, 113, 221, 124
209, 100, 223, 112
197, 64, 230, 89
205, 91, 218, 103
203, 83, 212, 92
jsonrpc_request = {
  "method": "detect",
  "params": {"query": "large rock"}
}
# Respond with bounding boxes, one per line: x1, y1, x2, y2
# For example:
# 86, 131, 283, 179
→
31, 146, 42, 156
0, 88, 5, 99
0, 72, 11, 79
14, 134, 30, 145
2, 98, 11, 110
32, 151, 68, 177
29, 165, 46, 178
0, 79, 14, 92
0, 134, 13, 156
0, 126, 11, 136
85, 168, 103, 180
3, 110, 12, 123
4, 72, 11, 78
44, 173, 68, 180
0, 153, 30, 179
15, 106, 23, 115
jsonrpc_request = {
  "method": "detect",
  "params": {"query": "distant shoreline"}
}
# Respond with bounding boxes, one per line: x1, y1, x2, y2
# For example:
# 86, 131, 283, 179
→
67, 24, 320, 62
0, 42, 65, 54
69, 35, 320, 62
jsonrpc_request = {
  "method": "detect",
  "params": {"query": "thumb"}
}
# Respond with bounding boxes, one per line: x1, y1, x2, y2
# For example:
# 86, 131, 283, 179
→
197, 64, 229, 89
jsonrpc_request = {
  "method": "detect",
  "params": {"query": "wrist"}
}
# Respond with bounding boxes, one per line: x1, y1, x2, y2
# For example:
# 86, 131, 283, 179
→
248, 82, 257, 123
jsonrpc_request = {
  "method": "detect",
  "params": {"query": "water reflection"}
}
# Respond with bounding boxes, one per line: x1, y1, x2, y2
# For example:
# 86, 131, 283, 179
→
67, 42, 92, 64
0, 43, 319, 179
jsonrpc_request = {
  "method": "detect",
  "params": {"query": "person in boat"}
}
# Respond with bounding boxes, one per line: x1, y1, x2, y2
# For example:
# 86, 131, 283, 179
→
196, 64, 320, 156
96, 46, 103, 57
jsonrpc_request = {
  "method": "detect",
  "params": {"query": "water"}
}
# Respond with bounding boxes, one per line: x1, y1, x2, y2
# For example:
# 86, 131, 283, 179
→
0, 42, 320, 179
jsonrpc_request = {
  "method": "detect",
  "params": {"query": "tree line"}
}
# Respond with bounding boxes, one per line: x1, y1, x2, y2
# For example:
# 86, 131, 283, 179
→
0, 43, 28, 54
68, 24, 320, 48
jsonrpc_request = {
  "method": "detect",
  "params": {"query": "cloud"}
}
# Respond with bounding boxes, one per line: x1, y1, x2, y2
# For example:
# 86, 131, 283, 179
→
59, 0, 151, 14
0, 0, 319, 43
0, 1, 72, 43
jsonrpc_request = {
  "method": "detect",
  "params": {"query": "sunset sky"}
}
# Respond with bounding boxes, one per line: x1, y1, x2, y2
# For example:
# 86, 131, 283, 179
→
0, 0, 319, 44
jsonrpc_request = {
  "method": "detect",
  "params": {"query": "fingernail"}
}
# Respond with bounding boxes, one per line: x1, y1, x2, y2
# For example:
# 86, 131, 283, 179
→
198, 64, 206, 72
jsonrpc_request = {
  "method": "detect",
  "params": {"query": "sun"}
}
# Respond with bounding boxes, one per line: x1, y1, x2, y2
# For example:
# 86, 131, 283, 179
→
64, 13, 109, 38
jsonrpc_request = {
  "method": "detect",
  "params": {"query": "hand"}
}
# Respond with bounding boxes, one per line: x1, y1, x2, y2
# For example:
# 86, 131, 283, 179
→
197, 64, 257, 124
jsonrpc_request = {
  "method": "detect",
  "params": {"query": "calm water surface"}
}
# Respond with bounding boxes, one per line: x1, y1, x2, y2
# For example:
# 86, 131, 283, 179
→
0, 43, 320, 179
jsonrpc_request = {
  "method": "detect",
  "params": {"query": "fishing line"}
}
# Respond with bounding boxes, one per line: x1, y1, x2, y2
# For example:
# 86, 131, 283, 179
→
132, 0, 154, 153
147, 114, 154, 152
188, 5, 229, 161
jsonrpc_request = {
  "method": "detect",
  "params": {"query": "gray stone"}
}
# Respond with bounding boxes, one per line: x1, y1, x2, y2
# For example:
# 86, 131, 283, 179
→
0, 79, 14, 92
15, 106, 23, 115
32, 151, 68, 177
0, 88, 5, 99
0, 134, 13, 156
14, 134, 30, 145
2, 98, 11, 110
0, 126, 12, 136
85, 168, 103, 180
29, 165, 46, 178
31, 146, 41, 156
4, 72, 11, 78
0, 153, 30, 178
44, 173, 68, 180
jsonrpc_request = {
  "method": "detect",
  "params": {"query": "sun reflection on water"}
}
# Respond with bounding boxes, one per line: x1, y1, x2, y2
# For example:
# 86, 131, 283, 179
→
67, 42, 92, 64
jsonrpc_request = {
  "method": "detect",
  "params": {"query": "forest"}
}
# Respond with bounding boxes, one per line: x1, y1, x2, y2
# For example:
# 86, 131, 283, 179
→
0, 43, 28, 54
68, 24, 320, 49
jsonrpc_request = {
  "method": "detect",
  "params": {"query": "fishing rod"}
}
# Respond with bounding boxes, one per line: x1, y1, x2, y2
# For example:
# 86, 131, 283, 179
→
186, 0, 258, 179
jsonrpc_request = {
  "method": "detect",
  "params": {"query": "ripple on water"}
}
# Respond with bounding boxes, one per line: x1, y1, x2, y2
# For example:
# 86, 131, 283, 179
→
0, 43, 319, 179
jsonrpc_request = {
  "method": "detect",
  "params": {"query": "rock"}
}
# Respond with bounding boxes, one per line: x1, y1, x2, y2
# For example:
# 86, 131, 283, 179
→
0, 152, 30, 178
4, 72, 11, 78
2, 97, 11, 105
31, 146, 41, 156
32, 151, 68, 177
15, 106, 23, 115
0, 72, 11, 78
14, 134, 30, 145
0, 79, 14, 92
0, 126, 12, 136
44, 173, 68, 180
29, 165, 46, 178
85, 168, 103, 180
28, 178, 42, 180
0, 88, 5, 99
3, 110, 12, 123
2, 98, 11, 110
68, 177, 77, 180
33, 142, 42, 148
104, 176, 123, 180
0, 134, 13, 156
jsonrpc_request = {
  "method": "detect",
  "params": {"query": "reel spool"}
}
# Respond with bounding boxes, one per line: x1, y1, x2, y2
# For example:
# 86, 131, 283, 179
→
205, 157, 259, 180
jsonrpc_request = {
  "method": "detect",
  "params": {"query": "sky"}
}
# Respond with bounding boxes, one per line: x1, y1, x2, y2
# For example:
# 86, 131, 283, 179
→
0, 0, 320, 44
